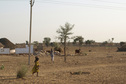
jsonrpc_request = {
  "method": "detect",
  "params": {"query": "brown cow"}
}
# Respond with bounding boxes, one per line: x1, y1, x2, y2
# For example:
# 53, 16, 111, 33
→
54, 47, 63, 53
45, 50, 51, 55
54, 51, 61, 55
75, 49, 81, 55
46, 50, 51, 53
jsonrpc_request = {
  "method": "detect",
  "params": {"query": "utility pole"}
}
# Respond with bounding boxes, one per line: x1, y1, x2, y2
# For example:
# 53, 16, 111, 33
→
28, 0, 35, 65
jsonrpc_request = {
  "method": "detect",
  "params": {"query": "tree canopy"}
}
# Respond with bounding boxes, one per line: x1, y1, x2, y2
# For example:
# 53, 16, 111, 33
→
56, 22, 74, 62
43, 37, 51, 47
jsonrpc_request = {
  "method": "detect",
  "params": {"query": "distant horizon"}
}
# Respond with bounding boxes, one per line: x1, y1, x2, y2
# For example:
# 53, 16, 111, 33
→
0, 37, 123, 44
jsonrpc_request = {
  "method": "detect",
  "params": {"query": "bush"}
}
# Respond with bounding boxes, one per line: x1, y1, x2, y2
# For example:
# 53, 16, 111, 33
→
0, 64, 4, 70
17, 65, 28, 78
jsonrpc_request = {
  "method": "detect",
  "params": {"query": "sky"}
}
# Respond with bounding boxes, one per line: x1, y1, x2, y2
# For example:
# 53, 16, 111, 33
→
0, 0, 126, 43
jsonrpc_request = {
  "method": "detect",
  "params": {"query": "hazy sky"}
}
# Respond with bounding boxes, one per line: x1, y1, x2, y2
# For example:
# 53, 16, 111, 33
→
0, 0, 126, 43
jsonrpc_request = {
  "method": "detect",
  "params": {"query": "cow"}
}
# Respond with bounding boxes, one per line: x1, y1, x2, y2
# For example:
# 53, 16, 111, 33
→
75, 49, 81, 55
54, 47, 63, 53
45, 50, 51, 56
46, 50, 51, 54
54, 51, 61, 55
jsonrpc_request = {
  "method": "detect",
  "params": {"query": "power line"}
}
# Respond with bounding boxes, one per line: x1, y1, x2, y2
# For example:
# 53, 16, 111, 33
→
1, 0, 126, 5
37, 0, 126, 5
91, 0, 126, 5
1, 0, 126, 10
1, 0, 126, 6
36, 0, 126, 10
0, 0, 29, 1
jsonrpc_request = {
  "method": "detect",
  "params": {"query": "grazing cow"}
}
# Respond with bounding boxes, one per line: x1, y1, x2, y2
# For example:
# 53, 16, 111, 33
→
54, 47, 63, 53
54, 51, 61, 55
75, 49, 81, 54
45, 50, 51, 55
46, 50, 51, 53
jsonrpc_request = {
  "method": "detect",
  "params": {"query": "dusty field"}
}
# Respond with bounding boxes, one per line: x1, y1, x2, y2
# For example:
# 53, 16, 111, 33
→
0, 47, 126, 84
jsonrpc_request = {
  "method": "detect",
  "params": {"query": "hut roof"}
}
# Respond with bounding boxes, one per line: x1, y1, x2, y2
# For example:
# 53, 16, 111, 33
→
0, 38, 15, 49
15, 43, 26, 48
0, 42, 4, 47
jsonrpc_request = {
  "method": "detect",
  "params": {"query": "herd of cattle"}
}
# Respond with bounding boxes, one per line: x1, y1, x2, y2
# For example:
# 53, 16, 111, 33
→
34, 49, 82, 56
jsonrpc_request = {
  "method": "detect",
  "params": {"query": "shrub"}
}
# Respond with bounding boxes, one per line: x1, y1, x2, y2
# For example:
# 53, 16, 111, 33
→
0, 64, 4, 70
17, 65, 28, 78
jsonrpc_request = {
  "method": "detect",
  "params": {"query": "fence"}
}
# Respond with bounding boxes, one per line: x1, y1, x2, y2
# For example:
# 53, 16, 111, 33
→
0, 48, 10, 54
15, 45, 33, 54
0, 45, 33, 54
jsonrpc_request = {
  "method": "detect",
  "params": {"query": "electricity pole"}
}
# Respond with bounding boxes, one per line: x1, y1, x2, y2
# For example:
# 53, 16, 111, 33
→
28, 0, 35, 65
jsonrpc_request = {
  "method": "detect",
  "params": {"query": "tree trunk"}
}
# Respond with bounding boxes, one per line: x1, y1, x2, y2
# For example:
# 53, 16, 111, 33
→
64, 38, 66, 62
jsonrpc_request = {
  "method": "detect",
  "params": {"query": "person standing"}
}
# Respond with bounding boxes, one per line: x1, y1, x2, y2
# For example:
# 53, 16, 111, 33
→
50, 48, 54, 62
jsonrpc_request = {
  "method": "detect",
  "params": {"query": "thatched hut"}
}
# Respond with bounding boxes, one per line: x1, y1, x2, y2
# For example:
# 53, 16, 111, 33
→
117, 45, 126, 52
0, 38, 15, 49
0, 42, 4, 48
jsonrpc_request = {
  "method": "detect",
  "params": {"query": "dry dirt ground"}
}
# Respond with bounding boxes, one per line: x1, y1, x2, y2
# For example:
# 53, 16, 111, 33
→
0, 47, 126, 84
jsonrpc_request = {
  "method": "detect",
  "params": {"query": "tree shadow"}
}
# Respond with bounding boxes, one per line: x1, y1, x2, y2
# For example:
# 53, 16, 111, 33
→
0, 75, 42, 81
70, 71, 90, 75
0, 76, 17, 81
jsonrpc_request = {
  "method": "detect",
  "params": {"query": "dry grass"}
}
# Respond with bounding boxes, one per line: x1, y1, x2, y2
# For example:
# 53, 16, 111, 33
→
0, 46, 126, 84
